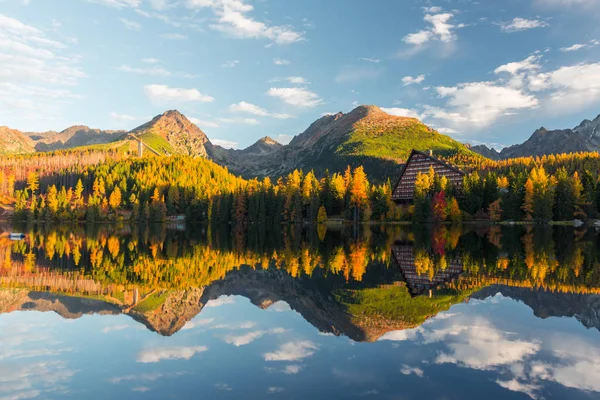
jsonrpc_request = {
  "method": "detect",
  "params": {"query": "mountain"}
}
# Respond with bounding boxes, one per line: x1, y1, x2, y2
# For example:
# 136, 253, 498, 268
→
0, 127, 35, 154
28, 126, 127, 152
473, 285, 600, 331
0, 106, 475, 180
471, 113, 600, 159
470, 144, 502, 160
213, 105, 476, 180
0, 125, 126, 155
130, 110, 212, 157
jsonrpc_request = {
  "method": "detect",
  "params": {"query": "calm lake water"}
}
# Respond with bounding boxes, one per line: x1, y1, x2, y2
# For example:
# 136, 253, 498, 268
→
1, 224, 600, 399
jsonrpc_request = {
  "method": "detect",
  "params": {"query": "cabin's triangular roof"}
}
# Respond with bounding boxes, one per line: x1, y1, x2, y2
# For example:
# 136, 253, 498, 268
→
391, 149, 466, 200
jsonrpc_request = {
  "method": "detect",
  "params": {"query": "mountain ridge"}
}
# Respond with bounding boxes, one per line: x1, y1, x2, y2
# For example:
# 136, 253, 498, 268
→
471, 113, 600, 160
1, 105, 477, 180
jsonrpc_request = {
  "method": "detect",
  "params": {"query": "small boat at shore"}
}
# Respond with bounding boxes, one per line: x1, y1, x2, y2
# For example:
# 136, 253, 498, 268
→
9, 233, 25, 240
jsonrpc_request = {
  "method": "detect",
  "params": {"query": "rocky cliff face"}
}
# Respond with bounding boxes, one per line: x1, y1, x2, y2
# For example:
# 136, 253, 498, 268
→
129, 288, 205, 336
470, 144, 501, 160
471, 113, 600, 159
0, 127, 35, 154
130, 110, 213, 157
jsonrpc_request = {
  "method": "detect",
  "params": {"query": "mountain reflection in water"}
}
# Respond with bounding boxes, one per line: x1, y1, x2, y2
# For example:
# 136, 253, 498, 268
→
1, 224, 600, 400
1, 224, 599, 339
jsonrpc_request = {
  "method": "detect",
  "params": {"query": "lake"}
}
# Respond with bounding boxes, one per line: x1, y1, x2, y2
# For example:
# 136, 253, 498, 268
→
1, 223, 599, 399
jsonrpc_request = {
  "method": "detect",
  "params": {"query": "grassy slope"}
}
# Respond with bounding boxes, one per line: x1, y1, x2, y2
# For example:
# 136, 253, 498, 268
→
137, 132, 174, 155
338, 118, 475, 161
335, 283, 477, 326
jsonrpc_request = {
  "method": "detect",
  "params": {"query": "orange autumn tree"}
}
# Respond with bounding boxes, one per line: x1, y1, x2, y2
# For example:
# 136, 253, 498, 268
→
349, 166, 370, 221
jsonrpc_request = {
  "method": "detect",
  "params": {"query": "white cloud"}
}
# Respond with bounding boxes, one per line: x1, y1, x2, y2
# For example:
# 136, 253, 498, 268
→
0, 14, 85, 124
267, 387, 285, 394
118, 17, 142, 30
185, 0, 304, 45
404, 30, 433, 46
224, 330, 266, 346
217, 117, 259, 125
402, 74, 425, 86
160, 33, 187, 40
358, 57, 380, 63
423, 6, 443, 13
229, 101, 269, 116
182, 318, 216, 330
529, 62, 600, 111
496, 379, 539, 399
144, 84, 214, 103
560, 43, 586, 52
286, 76, 307, 84
273, 58, 290, 65
142, 57, 160, 64
378, 329, 419, 342
273, 134, 293, 145
118, 64, 171, 76
205, 295, 236, 307
404, 11, 460, 46
400, 365, 424, 377
189, 117, 220, 129
267, 87, 323, 108
222, 60, 239, 67
494, 55, 541, 76
499, 18, 549, 33
264, 341, 318, 361
109, 112, 137, 121
229, 101, 293, 119
426, 81, 538, 129
211, 138, 239, 148
224, 328, 285, 346
381, 107, 422, 119
434, 324, 540, 370
283, 365, 302, 374
137, 346, 208, 363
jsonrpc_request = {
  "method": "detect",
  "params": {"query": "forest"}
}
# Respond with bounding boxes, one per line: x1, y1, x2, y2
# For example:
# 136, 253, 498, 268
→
2, 150, 600, 224
2, 224, 599, 297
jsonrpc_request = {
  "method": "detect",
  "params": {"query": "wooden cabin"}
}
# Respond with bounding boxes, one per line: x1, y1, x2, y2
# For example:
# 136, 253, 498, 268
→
391, 149, 465, 203
391, 243, 464, 297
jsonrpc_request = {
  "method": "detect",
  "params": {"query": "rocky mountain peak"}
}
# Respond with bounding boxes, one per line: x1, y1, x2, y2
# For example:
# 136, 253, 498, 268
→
258, 136, 280, 145
130, 110, 211, 157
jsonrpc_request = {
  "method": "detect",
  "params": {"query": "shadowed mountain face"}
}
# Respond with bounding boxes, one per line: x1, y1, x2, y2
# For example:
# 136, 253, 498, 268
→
471, 113, 600, 159
29, 126, 127, 152
0, 289, 121, 319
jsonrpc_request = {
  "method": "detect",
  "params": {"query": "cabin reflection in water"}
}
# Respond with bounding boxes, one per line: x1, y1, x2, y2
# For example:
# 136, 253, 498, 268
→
391, 241, 464, 297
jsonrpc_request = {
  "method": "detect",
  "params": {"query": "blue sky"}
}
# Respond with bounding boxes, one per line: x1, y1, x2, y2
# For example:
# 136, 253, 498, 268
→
1, 0, 600, 149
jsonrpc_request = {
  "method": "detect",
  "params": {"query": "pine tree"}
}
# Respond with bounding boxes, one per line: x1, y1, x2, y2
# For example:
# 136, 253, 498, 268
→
26, 171, 39, 198
317, 205, 328, 223
109, 187, 122, 210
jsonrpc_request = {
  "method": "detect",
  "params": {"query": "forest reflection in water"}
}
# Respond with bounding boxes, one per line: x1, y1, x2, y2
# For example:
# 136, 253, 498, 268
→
1, 223, 599, 341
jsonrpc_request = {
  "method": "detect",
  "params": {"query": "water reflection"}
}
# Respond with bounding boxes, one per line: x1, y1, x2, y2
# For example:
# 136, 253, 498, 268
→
1, 224, 600, 399
1, 224, 599, 339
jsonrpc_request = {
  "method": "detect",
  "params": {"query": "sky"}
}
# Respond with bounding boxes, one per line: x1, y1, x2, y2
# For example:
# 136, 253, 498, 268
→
1, 0, 600, 150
